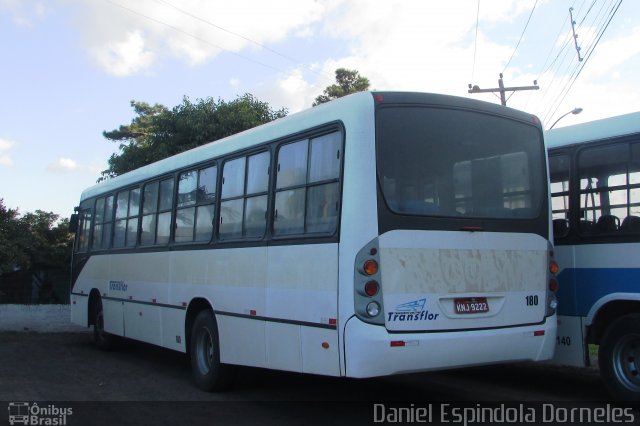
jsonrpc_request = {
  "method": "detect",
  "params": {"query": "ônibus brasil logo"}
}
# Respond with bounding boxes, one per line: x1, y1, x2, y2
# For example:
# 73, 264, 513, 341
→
8, 402, 72, 426
387, 298, 440, 322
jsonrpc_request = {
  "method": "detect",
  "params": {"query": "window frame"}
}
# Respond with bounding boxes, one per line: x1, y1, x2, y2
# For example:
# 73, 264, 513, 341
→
550, 133, 640, 245
141, 176, 175, 246
272, 129, 343, 239
112, 186, 142, 249
175, 164, 217, 245
74, 121, 345, 254
218, 150, 271, 241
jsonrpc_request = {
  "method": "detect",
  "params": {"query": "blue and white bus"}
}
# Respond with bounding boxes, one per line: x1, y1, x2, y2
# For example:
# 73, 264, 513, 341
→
547, 111, 640, 401
70, 91, 557, 391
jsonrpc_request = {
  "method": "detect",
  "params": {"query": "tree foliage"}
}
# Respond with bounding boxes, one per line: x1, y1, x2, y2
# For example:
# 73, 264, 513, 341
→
101, 94, 288, 179
0, 199, 72, 275
313, 68, 371, 106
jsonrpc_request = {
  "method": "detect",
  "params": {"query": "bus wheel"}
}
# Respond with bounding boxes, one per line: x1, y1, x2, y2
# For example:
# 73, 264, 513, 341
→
598, 314, 640, 401
93, 298, 116, 351
190, 310, 235, 391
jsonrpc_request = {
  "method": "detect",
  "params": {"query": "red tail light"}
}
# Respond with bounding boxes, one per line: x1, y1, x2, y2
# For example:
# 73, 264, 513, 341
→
364, 280, 379, 297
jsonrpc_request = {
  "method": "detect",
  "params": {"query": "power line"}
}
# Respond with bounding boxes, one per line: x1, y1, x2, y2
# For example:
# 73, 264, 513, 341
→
502, 0, 539, 74
544, 0, 619, 121
536, 1, 603, 119
577, 0, 598, 27
102, 0, 332, 88
544, 0, 623, 123
152, 0, 334, 83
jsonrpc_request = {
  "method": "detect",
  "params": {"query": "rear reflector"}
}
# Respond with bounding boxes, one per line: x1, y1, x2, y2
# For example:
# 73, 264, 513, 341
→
390, 341, 405, 347
534, 330, 545, 336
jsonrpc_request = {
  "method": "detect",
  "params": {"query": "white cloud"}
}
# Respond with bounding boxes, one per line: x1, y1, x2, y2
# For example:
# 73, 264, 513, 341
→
1, 0, 48, 28
47, 157, 80, 173
274, 69, 317, 112
89, 30, 155, 77
69, 0, 327, 75
580, 26, 640, 79
308, 1, 515, 96
0, 138, 15, 167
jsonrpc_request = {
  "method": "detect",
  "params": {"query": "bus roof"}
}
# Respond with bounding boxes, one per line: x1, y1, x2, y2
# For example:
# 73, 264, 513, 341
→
545, 111, 640, 150
79, 91, 538, 204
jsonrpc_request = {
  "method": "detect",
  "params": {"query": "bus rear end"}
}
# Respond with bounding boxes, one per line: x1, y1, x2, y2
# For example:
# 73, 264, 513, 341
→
344, 93, 557, 377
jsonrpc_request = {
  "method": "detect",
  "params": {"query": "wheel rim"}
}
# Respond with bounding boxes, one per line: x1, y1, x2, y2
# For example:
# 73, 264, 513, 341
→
195, 326, 214, 375
612, 333, 640, 392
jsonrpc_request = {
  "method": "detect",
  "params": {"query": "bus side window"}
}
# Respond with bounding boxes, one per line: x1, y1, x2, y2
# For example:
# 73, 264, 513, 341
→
274, 131, 342, 236
76, 202, 93, 253
177, 166, 216, 243
578, 144, 630, 235
141, 177, 175, 246
219, 152, 268, 240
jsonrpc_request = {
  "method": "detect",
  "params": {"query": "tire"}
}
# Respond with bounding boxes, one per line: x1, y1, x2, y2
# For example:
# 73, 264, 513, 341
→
190, 310, 235, 391
93, 298, 117, 351
598, 314, 640, 401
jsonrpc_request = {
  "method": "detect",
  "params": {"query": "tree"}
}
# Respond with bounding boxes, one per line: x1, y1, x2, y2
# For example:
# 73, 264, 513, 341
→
101, 94, 288, 179
0, 200, 72, 274
313, 68, 371, 106
0, 199, 26, 274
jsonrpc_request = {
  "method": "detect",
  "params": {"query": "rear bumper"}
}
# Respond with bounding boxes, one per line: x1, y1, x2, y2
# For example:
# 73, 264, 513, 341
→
344, 314, 557, 378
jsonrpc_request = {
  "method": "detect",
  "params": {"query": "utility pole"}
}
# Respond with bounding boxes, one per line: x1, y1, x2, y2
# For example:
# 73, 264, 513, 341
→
569, 7, 583, 62
468, 73, 539, 106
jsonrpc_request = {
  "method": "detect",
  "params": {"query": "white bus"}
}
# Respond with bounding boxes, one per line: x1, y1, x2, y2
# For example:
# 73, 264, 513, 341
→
547, 111, 640, 401
70, 91, 558, 391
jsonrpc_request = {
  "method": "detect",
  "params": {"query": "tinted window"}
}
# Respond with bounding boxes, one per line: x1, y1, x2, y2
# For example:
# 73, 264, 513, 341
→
274, 131, 342, 236
377, 107, 544, 219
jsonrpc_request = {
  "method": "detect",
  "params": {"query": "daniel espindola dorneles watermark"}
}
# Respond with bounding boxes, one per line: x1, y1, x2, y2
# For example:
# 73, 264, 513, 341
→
8, 402, 72, 426
373, 403, 637, 424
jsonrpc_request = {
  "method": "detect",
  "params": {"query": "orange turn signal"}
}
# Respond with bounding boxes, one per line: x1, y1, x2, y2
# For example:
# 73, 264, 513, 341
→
363, 259, 378, 276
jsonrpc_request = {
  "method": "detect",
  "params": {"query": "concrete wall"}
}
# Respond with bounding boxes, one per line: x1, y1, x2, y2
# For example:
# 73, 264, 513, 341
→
0, 305, 88, 332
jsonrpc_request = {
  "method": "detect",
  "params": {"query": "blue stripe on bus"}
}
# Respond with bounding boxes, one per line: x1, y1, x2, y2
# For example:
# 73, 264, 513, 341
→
556, 268, 640, 316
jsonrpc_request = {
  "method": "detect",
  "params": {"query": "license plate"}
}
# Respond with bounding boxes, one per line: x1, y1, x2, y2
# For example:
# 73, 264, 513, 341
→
454, 297, 489, 314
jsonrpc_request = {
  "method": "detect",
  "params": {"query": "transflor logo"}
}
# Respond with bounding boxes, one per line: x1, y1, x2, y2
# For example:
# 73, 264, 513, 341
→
387, 298, 440, 322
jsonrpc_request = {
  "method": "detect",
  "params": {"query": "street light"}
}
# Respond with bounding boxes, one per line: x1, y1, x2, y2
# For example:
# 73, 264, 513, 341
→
548, 107, 584, 130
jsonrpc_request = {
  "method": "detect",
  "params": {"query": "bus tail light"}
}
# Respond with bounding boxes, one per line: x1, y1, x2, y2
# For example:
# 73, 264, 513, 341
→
364, 280, 379, 297
546, 242, 559, 317
362, 259, 378, 276
354, 238, 385, 325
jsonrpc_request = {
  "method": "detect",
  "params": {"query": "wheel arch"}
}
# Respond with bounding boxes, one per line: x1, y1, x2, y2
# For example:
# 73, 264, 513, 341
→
587, 297, 640, 344
87, 289, 102, 327
185, 297, 215, 354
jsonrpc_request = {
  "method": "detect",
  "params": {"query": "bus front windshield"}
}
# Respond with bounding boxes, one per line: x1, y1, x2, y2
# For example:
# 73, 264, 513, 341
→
377, 106, 545, 220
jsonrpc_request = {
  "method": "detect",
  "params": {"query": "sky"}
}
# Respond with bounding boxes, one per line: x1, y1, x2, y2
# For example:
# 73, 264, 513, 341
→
0, 0, 638, 218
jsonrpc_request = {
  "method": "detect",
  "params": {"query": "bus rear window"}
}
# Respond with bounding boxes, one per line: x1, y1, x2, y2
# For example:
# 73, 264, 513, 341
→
377, 106, 544, 219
